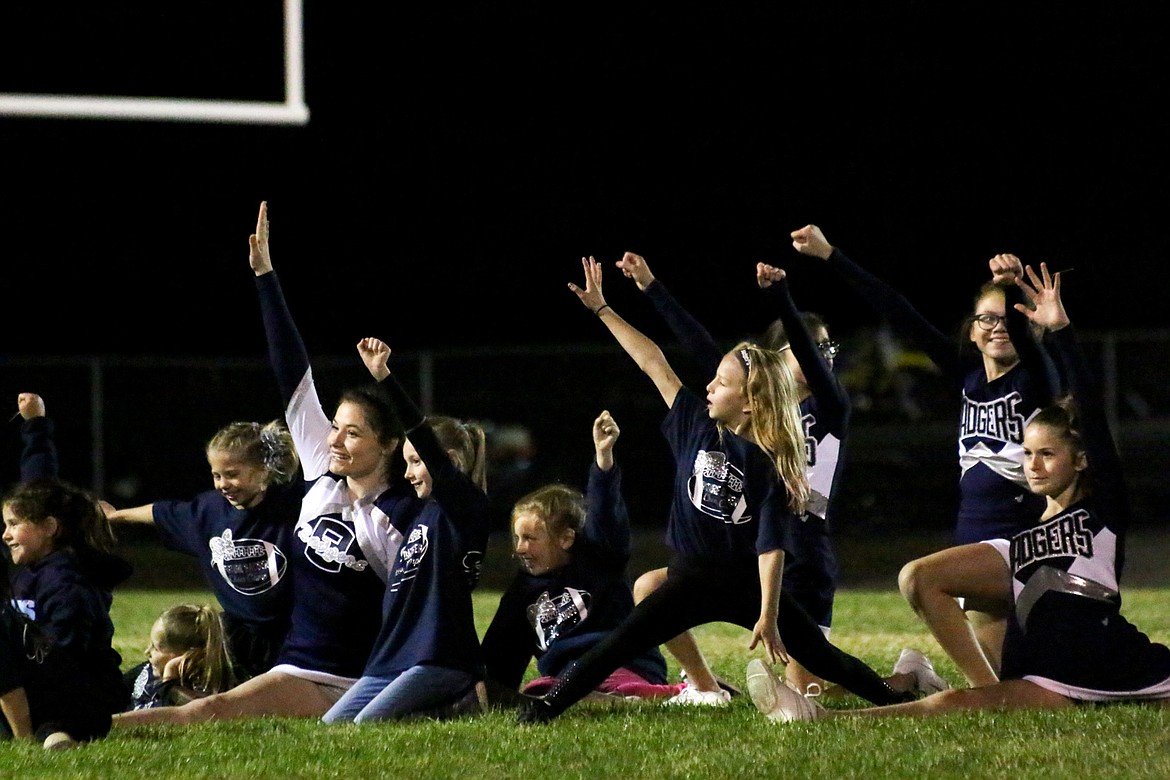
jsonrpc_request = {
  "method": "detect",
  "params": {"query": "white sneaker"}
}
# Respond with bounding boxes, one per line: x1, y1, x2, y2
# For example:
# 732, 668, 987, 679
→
745, 659, 825, 723
892, 648, 950, 697
664, 683, 731, 707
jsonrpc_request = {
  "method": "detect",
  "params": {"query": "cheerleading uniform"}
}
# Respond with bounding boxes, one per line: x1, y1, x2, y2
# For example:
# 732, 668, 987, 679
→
984, 325, 1170, 700
643, 278, 844, 628
323, 373, 491, 722
481, 461, 679, 698
150, 486, 299, 678
256, 270, 417, 687
825, 248, 1059, 544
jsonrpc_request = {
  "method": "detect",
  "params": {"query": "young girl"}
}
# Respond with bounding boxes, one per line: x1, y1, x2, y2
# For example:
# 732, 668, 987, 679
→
1, 478, 131, 749
321, 337, 491, 723
792, 225, 1061, 685
480, 410, 685, 703
107, 420, 301, 679
518, 256, 913, 723
113, 201, 417, 728
617, 252, 881, 702
751, 264, 1170, 722
124, 603, 237, 710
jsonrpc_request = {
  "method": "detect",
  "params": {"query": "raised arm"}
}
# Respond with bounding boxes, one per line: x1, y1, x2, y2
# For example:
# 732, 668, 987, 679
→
618, 252, 724, 378
569, 256, 682, 409
17, 393, 57, 482
581, 410, 631, 560
249, 201, 331, 477
791, 224, 961, 377
756, 264, 848, 422
992, 253, 1062, 398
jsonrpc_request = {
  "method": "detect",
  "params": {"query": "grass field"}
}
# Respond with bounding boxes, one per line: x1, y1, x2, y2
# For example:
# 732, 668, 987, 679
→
4, 579, 1170, 779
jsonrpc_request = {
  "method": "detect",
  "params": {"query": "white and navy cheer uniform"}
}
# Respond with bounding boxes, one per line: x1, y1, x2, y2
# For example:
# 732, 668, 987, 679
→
480, 461, 670, 689
151, 484, 299, 678
644, 278, 843, 627
825, 248, 1060, 544
986, 325, 1170, 700
358, 373, 490, 685
256, 271, 417, 685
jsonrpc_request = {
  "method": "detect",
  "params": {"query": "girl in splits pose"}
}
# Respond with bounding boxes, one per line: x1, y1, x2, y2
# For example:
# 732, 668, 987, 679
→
518, 257, 914, 724
619, 252, 943, 702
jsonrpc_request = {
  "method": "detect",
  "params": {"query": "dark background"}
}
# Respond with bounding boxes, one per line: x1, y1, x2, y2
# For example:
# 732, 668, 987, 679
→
3, 4, 1169, 356
3, 5, 1170, 552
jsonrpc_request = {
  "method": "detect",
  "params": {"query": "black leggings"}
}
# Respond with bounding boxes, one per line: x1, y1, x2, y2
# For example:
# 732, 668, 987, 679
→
541, 557, 906, 715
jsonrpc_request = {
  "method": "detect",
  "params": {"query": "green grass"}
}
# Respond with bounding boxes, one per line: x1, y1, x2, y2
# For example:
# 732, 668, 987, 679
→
5, 586, 1170, 779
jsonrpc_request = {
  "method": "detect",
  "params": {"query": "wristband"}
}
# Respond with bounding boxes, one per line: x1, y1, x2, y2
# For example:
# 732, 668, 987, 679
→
593, 304, 612, 316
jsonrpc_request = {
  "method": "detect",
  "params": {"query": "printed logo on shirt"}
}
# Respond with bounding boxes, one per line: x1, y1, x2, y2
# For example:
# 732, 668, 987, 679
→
801, 412, 817, 467
14, 599, 35, 621
1009, 508, 1093, 572
688, 449, 751, 524
296, 515, 368, 573
209, 529, 288, 595
389, 523, 429, 592
959, 391, 1026, 444
463, 549, 484, 589
528, 587, 590, 651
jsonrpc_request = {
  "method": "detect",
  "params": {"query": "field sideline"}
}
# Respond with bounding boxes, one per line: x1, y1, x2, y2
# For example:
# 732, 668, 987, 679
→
4, 580, 1170, 779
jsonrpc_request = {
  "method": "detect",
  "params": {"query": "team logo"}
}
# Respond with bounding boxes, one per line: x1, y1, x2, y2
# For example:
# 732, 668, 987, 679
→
296, 515, 367, 573
463, 549, 484, 589
959, 391, 1026, 444
528, 587, 590, 651
390, 524, 430, 591
209, 529, 288, 595
688, 449, 750, 524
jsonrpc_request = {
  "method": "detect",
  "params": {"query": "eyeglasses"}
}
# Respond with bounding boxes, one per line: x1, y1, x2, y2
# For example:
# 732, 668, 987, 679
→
973, 313, 1007, 331
817, 341, 841, 359
779, 341, 841, 359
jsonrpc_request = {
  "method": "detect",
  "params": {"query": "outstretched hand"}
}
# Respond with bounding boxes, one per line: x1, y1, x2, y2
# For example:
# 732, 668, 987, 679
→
1014, 262, 1069, 332
568, 256, 607, 314
748, 614, 789, 666
356, 337, 392, 381
790, 225, 833, 260
248, 201, 273, 276
989, 253, 1024, 286
615, 251, 655, 291
756, 263, 786, 289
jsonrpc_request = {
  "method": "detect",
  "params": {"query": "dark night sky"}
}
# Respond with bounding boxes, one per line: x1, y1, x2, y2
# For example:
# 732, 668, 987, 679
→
3, 4, 1170, 359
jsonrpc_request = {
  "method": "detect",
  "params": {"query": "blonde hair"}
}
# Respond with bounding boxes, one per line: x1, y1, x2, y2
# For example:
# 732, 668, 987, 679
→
155, 603, 237, 695
510, 484, 585, 540
729, 341, 810, 515
426, 416, 488, 492
207, 420, 300, 486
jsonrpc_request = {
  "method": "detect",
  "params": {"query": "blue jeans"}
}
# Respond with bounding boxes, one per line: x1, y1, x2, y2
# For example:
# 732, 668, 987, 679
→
321, 666, 474, 723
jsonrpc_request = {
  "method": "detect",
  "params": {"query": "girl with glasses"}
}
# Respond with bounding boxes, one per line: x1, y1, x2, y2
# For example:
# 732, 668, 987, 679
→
790, 225, 1060, 689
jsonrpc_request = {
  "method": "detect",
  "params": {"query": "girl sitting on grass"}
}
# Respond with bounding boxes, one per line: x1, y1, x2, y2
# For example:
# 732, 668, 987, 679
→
1, 479, 131, 749
124, 603, 237, 710
749, 264, 1170, 721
